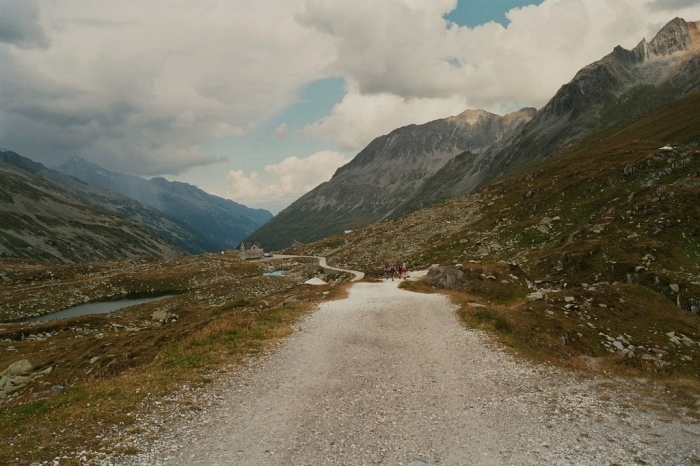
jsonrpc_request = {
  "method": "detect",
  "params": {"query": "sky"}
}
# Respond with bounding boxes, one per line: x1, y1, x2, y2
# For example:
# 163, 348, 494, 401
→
1, 0, 700, 214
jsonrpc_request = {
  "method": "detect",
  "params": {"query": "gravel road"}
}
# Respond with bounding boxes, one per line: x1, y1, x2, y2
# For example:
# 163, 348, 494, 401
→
117, 279, 700, 466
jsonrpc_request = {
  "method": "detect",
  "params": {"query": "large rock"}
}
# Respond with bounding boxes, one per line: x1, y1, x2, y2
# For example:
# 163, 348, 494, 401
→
1, 359, 35, 377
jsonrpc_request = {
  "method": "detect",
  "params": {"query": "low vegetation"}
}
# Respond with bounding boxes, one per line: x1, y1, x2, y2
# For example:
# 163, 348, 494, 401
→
0, 253, 349, 465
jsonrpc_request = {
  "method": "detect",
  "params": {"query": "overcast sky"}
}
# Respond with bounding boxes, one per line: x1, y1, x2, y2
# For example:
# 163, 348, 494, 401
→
1, 0, 699, 213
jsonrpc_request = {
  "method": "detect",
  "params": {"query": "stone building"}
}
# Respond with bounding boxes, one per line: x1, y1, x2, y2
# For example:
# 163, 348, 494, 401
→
240, 240, 264, 259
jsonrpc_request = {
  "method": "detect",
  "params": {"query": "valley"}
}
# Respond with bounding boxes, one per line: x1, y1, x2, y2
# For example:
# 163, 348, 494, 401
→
0, 14, 699, 466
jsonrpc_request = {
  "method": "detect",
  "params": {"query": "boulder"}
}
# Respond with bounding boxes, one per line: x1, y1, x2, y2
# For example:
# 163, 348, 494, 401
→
1, 359, 35, 377
526, 292, 544, 302
151, 310, 177, 322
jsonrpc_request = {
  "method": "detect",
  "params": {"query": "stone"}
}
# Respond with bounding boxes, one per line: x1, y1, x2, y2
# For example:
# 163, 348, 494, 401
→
32, 366, 52, 378
284, 297, 299, 305
669, 283, 679, 293
564, 296, 575, 303
304, 278, 327, 286
617, 335, 630, 345
151, 310, 170, 322
613, 341, 625, 351
90, 357, 100, 364
527, 292, 544, 302
2, 359, 35, 377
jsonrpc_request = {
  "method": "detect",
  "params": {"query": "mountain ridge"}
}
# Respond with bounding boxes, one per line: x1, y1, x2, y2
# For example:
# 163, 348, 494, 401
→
0, 151, 186, 263
56, 157, 273, 252
250, 107, 536, 250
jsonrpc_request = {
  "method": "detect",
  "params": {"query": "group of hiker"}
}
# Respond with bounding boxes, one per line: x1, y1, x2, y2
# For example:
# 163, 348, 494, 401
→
384, 263, 409, 281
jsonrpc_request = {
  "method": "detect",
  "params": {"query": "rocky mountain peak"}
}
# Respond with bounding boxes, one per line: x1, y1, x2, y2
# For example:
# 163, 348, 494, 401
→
631, 17, 700, 62
446, 109, 492, 126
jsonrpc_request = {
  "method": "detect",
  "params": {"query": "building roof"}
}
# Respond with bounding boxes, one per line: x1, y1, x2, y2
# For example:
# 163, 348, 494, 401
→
241, 240, 263, 249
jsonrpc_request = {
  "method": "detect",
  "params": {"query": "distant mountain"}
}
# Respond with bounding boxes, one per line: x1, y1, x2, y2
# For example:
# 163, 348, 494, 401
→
250, 108, 536, 250
0, 151, 207, 254
56, 158, 273, 252
407, 17, 700, 207
0, 151, 186, 263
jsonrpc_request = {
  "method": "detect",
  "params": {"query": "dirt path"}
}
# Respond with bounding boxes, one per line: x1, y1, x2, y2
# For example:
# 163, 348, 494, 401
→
119, 279, 699, 465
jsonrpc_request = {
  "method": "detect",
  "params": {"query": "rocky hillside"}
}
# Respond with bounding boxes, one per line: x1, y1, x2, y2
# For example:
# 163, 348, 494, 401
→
56, 157, 273, 252
410, 17, 700, 208
0, 151, 207, 254
289, 91, 700, 377
250, 107, 536, 250
0, 154, 186, 263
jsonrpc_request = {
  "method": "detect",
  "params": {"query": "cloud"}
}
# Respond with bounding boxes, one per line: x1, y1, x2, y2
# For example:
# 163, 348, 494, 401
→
0, 0, 49, 48
297, 0, 700, 150
273, 123, 289, 139
648, 0, 700, 11
2, 0, 700, 188
227, 150, 352, 209
0, 1, 332, 175
304, 88, 471, 149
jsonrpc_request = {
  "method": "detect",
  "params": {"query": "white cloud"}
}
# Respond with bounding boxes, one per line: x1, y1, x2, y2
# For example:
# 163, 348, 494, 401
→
298, 0, 700, 150
227, 150, 352, 209
2, 0, 700, 200
0, 0, 333, 174
304, 88, 471, 149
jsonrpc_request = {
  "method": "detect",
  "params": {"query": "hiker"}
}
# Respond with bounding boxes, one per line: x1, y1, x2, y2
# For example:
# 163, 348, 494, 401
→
389, 264, 396, 281
384, 264, 389, 280
401, 263, 408, 279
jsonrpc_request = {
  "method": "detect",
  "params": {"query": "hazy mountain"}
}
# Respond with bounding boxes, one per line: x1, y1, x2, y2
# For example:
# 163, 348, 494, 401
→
56, 158, 273, 252
0, 151, 207, 254
0, 151, 186, 263
249, 107, 536, 250
407, 17, 700, 208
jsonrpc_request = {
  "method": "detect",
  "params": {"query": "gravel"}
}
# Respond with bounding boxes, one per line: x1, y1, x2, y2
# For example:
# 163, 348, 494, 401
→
111, 279, 700, 465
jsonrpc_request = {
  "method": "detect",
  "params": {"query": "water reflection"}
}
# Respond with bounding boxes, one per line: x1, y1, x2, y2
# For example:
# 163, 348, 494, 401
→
28, 295, 172, 322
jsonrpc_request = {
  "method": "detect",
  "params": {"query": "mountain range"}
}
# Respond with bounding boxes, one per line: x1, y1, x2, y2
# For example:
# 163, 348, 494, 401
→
0, 150, 273, 262
250, 17, 700, 251
0, 150, 186, 263
55, 157, 272, 253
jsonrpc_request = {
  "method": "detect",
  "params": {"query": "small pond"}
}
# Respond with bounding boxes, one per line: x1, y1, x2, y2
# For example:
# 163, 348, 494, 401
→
28, 295, 172, 322
263, 270, 286, 276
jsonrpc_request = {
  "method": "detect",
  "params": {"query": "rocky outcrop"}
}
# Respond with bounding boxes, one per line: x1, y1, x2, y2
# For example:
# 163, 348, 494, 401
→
0, 359, 56, 401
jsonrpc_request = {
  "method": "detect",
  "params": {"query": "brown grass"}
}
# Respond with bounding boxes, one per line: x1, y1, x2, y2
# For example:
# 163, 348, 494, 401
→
0, 255, 350, 465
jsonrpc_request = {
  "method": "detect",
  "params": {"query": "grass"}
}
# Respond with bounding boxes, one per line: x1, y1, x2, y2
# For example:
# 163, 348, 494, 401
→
0, 254, 350, 465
